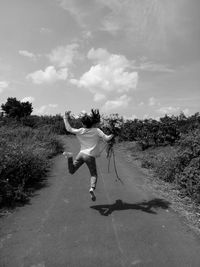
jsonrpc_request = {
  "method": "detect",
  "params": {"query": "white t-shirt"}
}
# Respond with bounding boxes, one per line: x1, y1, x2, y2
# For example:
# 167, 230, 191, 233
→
65, 121, 113, 157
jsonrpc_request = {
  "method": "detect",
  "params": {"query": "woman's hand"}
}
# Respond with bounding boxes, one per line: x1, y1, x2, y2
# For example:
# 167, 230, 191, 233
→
64, 111, 71, 119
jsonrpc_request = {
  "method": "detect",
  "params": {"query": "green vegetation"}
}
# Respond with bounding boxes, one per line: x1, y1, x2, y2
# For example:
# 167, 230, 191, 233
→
104, 112, 200, 203
1, 97, 33, 119
152, 129, 200, 203
0, 125, 64, 206
0, 97, 66, 206
1, 96, 200, 206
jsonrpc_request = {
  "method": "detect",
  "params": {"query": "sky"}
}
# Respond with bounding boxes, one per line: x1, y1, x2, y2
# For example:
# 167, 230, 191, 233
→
0, 0, 200, 119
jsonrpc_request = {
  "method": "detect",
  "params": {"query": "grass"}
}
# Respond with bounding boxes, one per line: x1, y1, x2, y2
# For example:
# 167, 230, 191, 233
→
0, 125, 64, 207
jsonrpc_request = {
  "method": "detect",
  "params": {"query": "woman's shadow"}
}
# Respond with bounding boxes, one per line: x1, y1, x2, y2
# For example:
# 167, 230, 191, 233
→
90, 198, 170, 216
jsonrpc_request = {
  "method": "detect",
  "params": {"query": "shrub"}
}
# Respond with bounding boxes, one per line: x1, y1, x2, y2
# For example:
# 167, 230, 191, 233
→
141, 129, 200, 203
0, 125, 64, 206
175, 157, 200, 201
0, 142, 48, 204
154, 154, 181, 183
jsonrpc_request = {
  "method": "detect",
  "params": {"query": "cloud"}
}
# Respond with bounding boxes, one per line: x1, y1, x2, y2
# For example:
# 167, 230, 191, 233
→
21, 96, 35, 103
47, 44, 79, 68
57, 0, 107, 29
49, 104, 58, 108
102, 94, 131, 111
27, 66, 68, 84
139, 101, 144, 106
99, 1, 183, 43
136, 58, 174, 73
94, 93, 106, 102
82, 30, 93, 40
183, 108, 190, 116
57, 0, 195, 59
57, 0, 86, 26
0, 81, 9, 93
34, 104, 58, 115
19, 50, 36, 60
71, 48, 138, 101
40, 27, 52, 34
124, 114, 137, 121
148, 97, 160, 106
157, 106, 180, 115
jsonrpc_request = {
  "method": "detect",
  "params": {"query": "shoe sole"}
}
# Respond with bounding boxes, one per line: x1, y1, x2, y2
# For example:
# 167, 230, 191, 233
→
89, 191, 96, 201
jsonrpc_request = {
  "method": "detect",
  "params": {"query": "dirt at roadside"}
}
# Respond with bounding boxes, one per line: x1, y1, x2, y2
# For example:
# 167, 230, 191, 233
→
115, 141, 200, 236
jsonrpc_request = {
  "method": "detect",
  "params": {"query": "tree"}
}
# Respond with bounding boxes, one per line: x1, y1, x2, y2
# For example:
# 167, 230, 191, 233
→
1, 97, 33, 119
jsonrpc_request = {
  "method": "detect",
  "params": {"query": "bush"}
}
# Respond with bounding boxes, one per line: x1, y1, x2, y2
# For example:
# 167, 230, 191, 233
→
141, 129, 200, 203
154, 154, 181, 183
175, 157, 200, 201
0, 142, 48, 204
0, 125, 64, 206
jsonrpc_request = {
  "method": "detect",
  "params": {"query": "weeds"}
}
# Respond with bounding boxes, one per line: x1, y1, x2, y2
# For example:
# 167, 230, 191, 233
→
0, 125, 64, 206
139, 129, 200, 203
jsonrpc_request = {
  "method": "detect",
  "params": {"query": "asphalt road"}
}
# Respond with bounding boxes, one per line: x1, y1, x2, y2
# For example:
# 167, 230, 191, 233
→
1, 136, 200, 267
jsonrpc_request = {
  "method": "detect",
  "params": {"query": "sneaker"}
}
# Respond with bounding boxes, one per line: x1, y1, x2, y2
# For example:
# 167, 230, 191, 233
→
63, 152, 73, 158
89, 188, 96, 201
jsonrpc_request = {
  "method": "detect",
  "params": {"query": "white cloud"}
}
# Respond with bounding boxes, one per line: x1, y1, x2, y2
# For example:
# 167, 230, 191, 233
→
34, 104, 58, 115
143, 114, 150, 120
48, 44, 79, 68
101, 19, 120, 34
71, 48, 138, 101
19, 50, 36, 60
82, 30, 92, 39
139, 101, 144, 106
0, 80, 9, 93
27, 66, 68, 84
124, 114, 137, 121
148, 97, 156, 106
98, 0, 184, 54
87, 48, 111, 62
40, 27, 52, 34
49, 104, 58, 108
137, 59, 174, 73
157, 106, 180, 115
57, 0, 86, 26
21, 96, 35, 103
148, 97, 160, 106
102, 94, 131, 111
183, 108, 190, 116
94, 93, 106, 102
57, 0, 188, 57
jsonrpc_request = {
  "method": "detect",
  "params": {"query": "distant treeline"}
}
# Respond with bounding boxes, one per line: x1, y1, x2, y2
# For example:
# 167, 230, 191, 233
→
102, 112, 200, 150
0, 114, 67, 135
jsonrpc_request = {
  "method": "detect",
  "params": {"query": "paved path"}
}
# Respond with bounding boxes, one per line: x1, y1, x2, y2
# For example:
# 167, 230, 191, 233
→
1, 136, 200, 267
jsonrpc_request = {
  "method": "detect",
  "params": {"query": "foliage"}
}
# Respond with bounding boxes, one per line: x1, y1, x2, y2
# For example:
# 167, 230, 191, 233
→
101, 112, 200, 149
0, 125, 64, 206
1, 97, 33, 119
140, 129, 200, 203
0, 114, 67, 135
101, 113, 124, 137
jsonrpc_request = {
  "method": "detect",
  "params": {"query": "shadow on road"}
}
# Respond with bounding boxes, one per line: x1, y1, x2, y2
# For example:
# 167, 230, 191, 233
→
90, 198, 170, 216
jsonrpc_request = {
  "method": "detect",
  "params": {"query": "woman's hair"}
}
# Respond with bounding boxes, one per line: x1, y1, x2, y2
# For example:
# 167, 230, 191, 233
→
81, 109, 101, 128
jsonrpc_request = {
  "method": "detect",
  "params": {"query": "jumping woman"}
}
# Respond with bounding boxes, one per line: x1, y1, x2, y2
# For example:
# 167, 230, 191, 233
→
63, 109, 113, 201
